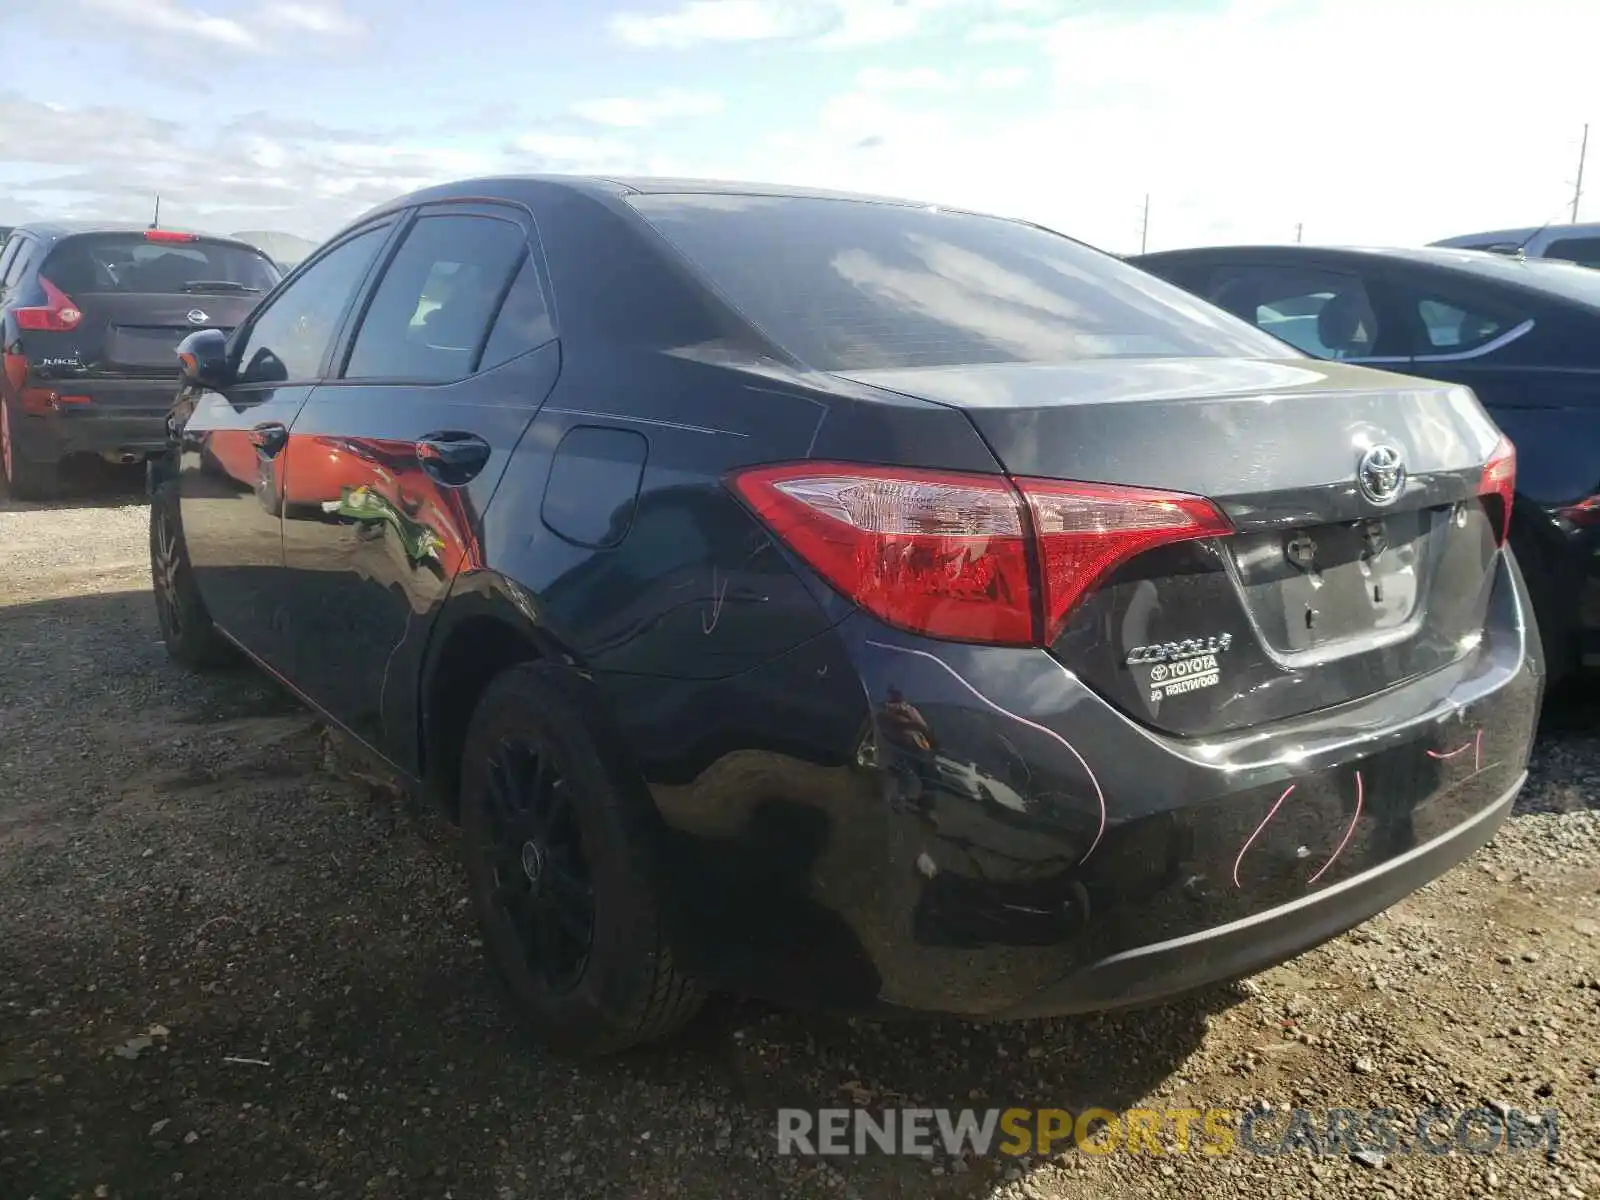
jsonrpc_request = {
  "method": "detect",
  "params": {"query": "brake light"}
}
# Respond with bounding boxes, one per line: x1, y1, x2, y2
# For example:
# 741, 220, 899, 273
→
1479, 436, 1516, 546
728, 462, 1232, 647
1021, 478, 1234, 641
14, 277, 82, 332
144, 229, 198, 243
1557, 493, 1600, 526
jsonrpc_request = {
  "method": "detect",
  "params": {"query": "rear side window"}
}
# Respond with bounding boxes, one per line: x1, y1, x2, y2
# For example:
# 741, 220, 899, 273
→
40, 234, 280, 296
343, 214, 528, 382
1411, 295, 1517, 355
626, 194, 1285, 371
478, 256, 555, 370
1203, 265, 1379, 359
1543, 236, 1600, 268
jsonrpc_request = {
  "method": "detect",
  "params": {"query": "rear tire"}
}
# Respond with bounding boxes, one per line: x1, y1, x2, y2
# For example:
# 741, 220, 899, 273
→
150, 484, 238, 670
1, 401, 60, 502
459, 662, 703, 1056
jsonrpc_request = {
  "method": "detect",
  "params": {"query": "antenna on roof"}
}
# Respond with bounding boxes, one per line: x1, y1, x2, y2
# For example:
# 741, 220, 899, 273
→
149, 194, 161, 230
1572, 122, 1589, 223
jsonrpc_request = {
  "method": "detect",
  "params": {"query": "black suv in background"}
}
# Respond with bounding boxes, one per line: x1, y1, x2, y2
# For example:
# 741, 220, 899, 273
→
0, 223, 280, 498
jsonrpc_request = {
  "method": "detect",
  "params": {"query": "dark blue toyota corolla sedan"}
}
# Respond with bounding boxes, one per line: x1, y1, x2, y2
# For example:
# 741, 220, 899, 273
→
151, 176, 1541, 1055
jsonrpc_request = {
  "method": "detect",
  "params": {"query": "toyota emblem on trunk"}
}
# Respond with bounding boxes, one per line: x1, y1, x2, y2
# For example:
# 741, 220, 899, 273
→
1357, 444, 1405, 506
186, 308, 210, 325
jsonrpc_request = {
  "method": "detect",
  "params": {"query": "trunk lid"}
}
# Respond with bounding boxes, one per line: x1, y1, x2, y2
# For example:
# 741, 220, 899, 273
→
839, 357, 1508, 736
75, 291, 262, 378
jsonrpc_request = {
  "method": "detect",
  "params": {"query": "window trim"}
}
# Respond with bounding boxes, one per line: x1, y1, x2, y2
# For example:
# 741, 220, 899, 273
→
227, 218, 399, 392
1409, 317, 1536, 363
325, 201, 549, 388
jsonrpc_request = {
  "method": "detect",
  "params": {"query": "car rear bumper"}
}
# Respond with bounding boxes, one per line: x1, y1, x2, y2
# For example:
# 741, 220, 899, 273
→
9, 379, 172, 461
1000, 771, 1521, 1017
602, 548, 1542, 1018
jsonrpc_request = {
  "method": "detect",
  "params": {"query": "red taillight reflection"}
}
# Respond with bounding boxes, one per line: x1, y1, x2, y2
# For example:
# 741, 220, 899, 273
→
1479, 435, 1516, 546
14, 277, 82, 333
728, 461, 1232, 647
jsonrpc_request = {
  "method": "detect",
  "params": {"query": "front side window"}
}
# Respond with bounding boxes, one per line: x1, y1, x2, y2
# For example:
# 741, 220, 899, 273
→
626, 193, 1285, 371
1204, 265, 1380, 359
3, 240, 35, 289
343, 214, 528, 382
234, 226, 389, 387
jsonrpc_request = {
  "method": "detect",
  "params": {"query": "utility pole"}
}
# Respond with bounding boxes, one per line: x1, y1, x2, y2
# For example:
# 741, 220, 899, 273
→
1139, 193, 1150, 254
1572, 124, 1589, 223
149, 194, 161, 229
1295, 222, 1304, 243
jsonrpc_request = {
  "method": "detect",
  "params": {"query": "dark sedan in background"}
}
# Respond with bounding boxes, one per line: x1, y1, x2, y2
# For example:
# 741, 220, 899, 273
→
1133, 244, 1600, 684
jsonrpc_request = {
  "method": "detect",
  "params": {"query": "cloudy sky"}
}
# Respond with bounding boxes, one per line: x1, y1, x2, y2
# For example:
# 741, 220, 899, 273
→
0, 0, 1596, 253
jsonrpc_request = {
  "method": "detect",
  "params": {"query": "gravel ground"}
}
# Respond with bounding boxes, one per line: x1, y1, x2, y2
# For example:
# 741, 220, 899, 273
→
2, 468, 1597, 1200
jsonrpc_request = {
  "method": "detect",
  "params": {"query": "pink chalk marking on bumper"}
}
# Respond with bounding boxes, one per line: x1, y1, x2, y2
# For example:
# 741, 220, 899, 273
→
1232, 783, 1295, 889
863, 639, 1108, 865
1307, 769, 1364, 886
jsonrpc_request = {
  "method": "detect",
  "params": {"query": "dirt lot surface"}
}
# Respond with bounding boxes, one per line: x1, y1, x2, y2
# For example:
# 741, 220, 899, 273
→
2, 470, 1598, 1200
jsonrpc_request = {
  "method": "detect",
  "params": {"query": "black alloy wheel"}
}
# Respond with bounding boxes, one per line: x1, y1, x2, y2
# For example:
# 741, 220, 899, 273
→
478, 736, 595, 993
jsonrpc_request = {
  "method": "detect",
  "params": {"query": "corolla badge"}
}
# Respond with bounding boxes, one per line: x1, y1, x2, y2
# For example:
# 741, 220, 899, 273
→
186, 308, 210, 325
1357, 443, 1405, 506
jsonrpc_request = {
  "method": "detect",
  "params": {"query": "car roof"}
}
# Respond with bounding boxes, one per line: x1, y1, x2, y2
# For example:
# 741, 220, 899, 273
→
354, 173, 991, 225
8, 220, 267, 251
1431, 221, 1600, 247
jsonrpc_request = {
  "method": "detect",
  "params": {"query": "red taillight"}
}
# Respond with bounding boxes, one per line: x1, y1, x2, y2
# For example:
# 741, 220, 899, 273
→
1557, 494, 1600, 526
728, 462, 1232, 647
14, 276, 82, 332
144, 229, 198, 243
1479, 435, 1516, 546
1020, 478, 1234, 642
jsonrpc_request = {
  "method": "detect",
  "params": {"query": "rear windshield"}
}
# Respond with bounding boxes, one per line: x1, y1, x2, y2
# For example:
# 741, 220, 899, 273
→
626, 193, 1289, 370
41, 234, 281, 296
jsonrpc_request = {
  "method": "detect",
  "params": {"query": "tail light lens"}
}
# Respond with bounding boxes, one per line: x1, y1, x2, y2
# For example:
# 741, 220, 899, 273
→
1022, 479, 1235, 641
14, 277, 82, 333
728, 462, 1232, 647
144, 229, 198, 243
1479, 435, 1516, 546
1558, 494, 1600, 526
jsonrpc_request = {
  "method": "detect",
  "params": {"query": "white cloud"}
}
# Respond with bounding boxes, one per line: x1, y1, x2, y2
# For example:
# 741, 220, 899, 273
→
610, 0, 818, 48
855, 66, 951, 92
974, 66, 1030, 90
610, 0, 1064, 50
81, 0, 261, 51
261, 1, 364, 36
571, 89, 724, 128
73, 0, 362, 54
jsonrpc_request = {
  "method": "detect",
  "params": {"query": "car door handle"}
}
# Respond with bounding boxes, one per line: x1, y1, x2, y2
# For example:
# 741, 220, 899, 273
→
416, 432, 491, 481
248, 422, 288, 456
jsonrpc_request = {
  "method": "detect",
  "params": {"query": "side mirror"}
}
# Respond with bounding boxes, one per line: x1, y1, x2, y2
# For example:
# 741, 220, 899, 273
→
176, 327, 233, 390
